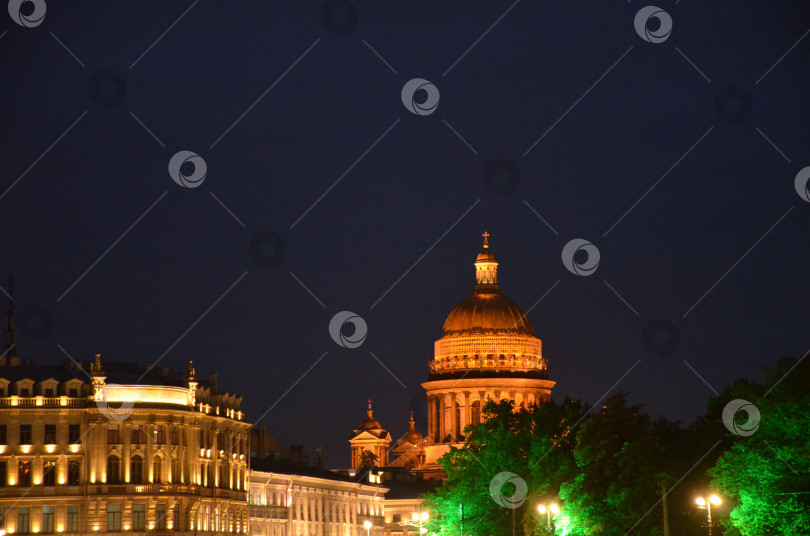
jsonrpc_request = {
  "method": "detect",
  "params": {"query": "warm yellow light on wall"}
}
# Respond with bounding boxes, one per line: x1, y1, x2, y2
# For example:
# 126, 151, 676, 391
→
57, 526, 64, 532
69, 444, 80, 453
123, 525, 129, 531
93, 526, 100, 531
33, 477, 41, 485
8, 477, 15, 485
45, 445, 57, 453
0, 445, 6, 453
19, 445, 32, 454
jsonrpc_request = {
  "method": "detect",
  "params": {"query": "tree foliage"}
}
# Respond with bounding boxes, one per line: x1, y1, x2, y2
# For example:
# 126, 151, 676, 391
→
556, 393, 678, 536
422, 356, 810, 536
423, 397, 586, 536
709, 357, 810, 535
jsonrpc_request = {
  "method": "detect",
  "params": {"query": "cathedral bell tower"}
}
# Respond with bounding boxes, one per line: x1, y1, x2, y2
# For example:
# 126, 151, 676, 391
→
348, 400, 391, 469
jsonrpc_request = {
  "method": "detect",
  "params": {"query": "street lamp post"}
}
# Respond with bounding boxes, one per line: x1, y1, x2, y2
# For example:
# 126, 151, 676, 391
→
695, 494, 722, 536
537, 503, 559, 530
364, 520, 372, 536
411, 511, 429, 535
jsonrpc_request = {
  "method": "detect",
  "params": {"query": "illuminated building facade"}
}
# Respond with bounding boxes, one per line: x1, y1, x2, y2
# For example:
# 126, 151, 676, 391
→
0, 354, 250, 535
248, 462, 385, 536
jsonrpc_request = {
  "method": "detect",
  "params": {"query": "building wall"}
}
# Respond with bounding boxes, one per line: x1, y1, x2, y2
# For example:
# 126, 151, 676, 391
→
248, 471, 386, 536
0, 368, 250, 536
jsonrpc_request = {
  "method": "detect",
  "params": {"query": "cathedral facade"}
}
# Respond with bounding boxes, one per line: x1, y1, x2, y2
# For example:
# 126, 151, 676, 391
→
350, 234, 556, 478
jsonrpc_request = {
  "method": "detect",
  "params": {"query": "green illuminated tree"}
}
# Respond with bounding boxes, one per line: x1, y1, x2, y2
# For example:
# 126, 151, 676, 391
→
556, 393, 678, 536
709, 356, 810, 535
423, 397, 587, 536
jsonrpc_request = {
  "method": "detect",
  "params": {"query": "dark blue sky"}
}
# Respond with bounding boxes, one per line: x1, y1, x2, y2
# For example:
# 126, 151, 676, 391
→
1, 1, 809, 467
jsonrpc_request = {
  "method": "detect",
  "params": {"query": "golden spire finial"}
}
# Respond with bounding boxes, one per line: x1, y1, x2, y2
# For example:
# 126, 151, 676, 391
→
482, 231, 490, 248
409, 411, 415, 428
188, 360, 196, 381
367, 398, 373, 418
90, 353, 104, 376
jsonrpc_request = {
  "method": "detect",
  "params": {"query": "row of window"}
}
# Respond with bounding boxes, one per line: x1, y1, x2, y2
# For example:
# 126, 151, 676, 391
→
0, 424, 246, 453
106, 456, 243, 488
106, 504, 178, 531
0, 425, 81, 445
0, 387, 81, 398
0, 506, 78, 533
0, 457, 244, 487
106, 424, 180, 446
0, 504, 176, 533
0, 460, 81, 486
106, 455, 171, 485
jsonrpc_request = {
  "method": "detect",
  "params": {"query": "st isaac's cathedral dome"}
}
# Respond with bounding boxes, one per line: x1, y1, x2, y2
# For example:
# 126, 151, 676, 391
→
441, 232, 533, 337
422, 232, 555, 447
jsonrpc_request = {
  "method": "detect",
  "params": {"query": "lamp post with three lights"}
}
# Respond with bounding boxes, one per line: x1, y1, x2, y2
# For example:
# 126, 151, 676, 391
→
695, 494, 722, 536
537, 503, 559, 532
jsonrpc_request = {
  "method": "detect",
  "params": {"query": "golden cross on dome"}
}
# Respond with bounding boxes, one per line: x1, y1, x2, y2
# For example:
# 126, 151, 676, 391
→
482, 231, 490, 247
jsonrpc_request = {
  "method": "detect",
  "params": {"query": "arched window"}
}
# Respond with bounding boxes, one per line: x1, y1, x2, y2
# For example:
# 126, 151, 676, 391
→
107, 455, 120, 484
153, 455, 162, 483
131, 455, 143, 484
471, 400, 481, 425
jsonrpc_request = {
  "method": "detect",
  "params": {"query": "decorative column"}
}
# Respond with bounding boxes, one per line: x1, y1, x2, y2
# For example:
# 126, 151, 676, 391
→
316, 494, 324, 536
145, 424, 154, 483
123, 423, 132, 483
427, 397, 435, 442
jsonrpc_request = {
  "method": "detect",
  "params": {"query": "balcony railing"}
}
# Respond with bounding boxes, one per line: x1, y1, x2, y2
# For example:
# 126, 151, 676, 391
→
93, 483, 200, 495
0, 485, 84, 497
0, 396, 88, 408
90, 483, 245, 500
249, 505, 288, 520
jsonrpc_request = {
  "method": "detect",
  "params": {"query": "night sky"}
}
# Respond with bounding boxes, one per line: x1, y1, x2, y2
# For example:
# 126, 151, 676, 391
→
2, 1, 809, 468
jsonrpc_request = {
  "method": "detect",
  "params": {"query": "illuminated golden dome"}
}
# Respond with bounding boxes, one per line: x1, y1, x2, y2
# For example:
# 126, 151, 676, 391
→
442, 290, 533, 337
403, 412, 424, 443
358, 399, 383, 430
441, 232, 533, 337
